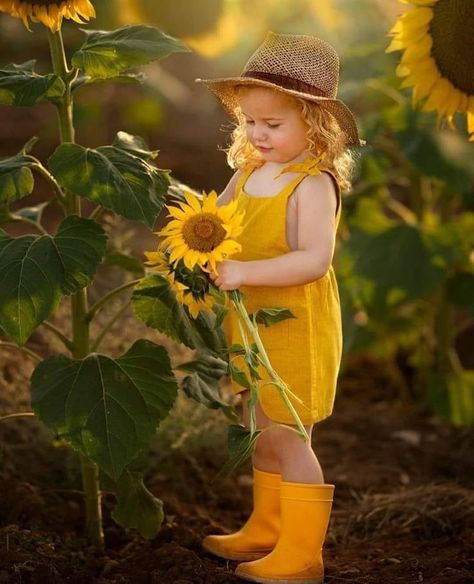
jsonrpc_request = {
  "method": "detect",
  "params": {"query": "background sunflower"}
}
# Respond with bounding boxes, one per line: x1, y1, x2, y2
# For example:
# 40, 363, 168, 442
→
386, 0, 474, 140
0, 0, 96, 31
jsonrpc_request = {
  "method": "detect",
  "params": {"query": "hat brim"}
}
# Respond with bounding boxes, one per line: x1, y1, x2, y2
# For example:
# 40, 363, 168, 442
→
196, 76, 365, 147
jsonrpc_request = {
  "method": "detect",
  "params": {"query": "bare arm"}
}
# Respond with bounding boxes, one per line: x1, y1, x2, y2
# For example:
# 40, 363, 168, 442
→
241, 173, 338, 286
210, 172, 338, 291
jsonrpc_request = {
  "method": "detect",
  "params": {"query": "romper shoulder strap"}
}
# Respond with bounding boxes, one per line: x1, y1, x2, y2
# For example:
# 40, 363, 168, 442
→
233, 164, 260, 199
276, 154, 341, 217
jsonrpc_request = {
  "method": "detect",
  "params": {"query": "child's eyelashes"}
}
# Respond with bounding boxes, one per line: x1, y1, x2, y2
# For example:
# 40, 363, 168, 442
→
244, 119, 281, 129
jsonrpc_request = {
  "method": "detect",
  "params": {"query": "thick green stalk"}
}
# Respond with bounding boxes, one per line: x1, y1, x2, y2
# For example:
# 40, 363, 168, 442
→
48, 29, 103, 548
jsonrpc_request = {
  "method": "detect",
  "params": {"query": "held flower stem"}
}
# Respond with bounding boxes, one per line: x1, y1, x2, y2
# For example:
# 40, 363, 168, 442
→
228, 290, 310, 442
47, 28, 103, 548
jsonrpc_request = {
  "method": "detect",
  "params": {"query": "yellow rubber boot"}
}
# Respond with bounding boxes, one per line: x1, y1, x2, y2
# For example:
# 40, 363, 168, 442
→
235, 482, 335, 583
202, 467, 281, 561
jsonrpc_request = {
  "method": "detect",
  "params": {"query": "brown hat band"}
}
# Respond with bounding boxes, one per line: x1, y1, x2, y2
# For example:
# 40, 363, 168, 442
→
242, 70, 330, 98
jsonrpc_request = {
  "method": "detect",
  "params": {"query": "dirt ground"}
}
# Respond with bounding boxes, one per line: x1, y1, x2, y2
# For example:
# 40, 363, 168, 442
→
1, 256, 473, 584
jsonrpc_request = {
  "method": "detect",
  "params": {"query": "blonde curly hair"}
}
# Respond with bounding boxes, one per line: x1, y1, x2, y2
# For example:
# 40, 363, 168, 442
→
225, 86, 358, 192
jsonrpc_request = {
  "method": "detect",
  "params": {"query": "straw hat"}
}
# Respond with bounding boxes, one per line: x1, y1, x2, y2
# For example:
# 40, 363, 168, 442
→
196, 31, 365, 147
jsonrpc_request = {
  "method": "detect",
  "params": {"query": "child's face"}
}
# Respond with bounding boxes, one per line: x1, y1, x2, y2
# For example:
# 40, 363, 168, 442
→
237, 87, 309, 163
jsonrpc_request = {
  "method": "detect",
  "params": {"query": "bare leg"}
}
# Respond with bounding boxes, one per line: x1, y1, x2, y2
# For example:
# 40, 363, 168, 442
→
240, 392, 324, 483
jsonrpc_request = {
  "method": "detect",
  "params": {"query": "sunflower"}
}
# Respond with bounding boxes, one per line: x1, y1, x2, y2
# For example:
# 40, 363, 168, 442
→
0, 0, 96, 32
157, 190, 244, 273
144, 249, 217, 319
386, 0, 474, 141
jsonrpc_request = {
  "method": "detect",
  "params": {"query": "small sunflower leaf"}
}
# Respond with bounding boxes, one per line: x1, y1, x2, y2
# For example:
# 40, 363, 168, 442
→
103, 250, 145, 275
228, 361, 252, 390
0, 216, 106, 344
12, 202, 50, 224
71, 25, 190, 79
216, 425, 261, 479
0, 61, 65, 106
0, 151, 35, 204
30, 339, 178, 480
111, 470, 164, 539
113, 131, 159, 161
48, 140, 169, 228
72, 71, 146, 91
252, 307, 296, 327
178, 353, 238, 421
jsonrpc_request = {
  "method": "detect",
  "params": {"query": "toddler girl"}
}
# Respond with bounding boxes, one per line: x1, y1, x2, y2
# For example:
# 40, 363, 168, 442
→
196, 31, 364, 583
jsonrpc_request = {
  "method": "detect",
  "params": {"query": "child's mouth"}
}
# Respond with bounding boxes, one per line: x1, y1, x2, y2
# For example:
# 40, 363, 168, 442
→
256, 146, 272, 152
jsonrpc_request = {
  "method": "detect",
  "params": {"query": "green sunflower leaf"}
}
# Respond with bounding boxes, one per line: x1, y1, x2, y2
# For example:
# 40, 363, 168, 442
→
0, 61, 65, 106
103, 249, 145, 275
178, 352, 238, 421
0, 216, 106, 345
30, 339, 178, 480
216, 425, 261, 479
0, 151, 35, 204
348, 224, 447, 313
252, 307, 296, 327
71, 25, 190, 79
48, 138, 170, 228
111, 470, 164, 539
131, 274, 226, 354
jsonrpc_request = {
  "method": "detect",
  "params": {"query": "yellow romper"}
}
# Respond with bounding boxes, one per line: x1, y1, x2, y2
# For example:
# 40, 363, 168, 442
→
223, 156, 343, 425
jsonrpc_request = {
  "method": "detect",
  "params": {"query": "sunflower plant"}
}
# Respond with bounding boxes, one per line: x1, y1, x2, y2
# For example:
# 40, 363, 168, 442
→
142, 190, 310, 474
386, 0, 474, 141
0, 2, 235, 548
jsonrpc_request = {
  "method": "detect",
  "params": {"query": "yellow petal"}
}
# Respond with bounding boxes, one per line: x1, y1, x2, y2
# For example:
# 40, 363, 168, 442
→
183, 191, 202, 214
400, 33, 433, 64
421, 78, 453, 113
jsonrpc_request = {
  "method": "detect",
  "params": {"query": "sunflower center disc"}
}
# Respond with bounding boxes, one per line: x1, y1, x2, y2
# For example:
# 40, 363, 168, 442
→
430, 0, 474, 94
182, 213, 226, 252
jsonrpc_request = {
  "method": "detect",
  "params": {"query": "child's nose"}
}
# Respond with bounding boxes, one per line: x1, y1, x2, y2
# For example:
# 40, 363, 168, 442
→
253, 125, 267, 142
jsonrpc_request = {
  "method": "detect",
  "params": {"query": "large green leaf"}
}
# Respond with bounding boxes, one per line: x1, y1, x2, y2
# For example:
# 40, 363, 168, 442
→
131, 274, 226, 354
0, 232, 63, 345
351, 224, 447, 309
0, 152, 34, 204
111, 470, 164, 539
0, 216, 106, 344
71, 25, 189, 79
54, 215, 108, 293
0, 61, 65, 106
31, 339, 178, 480
48, 138, 169, 228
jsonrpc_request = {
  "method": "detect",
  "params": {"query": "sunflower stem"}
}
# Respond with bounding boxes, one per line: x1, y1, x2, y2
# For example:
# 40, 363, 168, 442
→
229, 291, 309, 442
47, 27, 103, 548
86, 279, 141, 323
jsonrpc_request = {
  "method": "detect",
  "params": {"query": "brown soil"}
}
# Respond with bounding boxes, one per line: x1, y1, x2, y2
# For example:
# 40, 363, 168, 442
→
1, 262, 473, 584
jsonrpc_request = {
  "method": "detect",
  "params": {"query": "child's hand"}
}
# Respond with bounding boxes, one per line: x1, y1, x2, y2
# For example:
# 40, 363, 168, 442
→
209, 260, 246, 291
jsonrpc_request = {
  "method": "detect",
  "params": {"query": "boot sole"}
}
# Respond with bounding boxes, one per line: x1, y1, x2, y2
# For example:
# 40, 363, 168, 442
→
234, 567, 324, 584
202, 540, 271, 561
